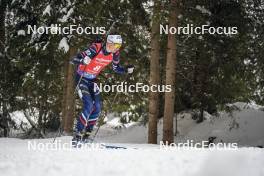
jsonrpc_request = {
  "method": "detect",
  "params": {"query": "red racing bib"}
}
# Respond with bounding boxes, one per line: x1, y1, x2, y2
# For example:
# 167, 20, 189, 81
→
78, 43, 113, 75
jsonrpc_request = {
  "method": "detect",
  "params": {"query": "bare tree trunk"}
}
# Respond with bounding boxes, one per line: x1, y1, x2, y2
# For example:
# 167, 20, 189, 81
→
61, 56, 68, 129
148, 0, 161, 144
0, 0, 6, 51
61, 47, 76, 134
0, 0, 9, 137
163, 0, 178, 144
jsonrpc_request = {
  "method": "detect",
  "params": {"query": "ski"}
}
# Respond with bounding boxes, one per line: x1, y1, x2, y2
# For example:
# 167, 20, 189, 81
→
100, 144, 127, 149
71, 137, 129, 149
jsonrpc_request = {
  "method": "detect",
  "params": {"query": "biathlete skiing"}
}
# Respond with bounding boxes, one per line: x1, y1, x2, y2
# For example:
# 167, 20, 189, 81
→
71, 34, 134, 146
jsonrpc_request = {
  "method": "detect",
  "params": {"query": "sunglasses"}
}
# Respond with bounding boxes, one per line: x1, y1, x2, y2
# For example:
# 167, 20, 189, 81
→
114, 43, 122, 49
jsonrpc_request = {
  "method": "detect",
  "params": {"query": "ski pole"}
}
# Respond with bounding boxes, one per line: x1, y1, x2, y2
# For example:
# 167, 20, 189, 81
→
110, 73, 130, 111
91, 73, 130, 142
53, 64, 88, 143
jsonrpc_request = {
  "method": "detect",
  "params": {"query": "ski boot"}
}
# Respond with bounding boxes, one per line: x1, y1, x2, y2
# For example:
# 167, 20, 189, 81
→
81, 129, 92, 143
71, 132, 82, 148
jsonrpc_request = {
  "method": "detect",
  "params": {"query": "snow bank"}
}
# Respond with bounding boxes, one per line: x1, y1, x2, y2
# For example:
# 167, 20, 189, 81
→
96, 102, 264, 147
175, 102, 264, 147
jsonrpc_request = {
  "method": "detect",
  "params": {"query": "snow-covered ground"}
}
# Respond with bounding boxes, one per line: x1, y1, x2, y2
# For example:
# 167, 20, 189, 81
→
0, 137, 264, 176
97, 102, 264, 147
1, 102, 264, 176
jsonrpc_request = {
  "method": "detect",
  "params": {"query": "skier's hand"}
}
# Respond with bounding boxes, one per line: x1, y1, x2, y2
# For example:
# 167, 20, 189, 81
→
82, 56, 91, 65
126, 65, 134, 74
70, 57, 81, 65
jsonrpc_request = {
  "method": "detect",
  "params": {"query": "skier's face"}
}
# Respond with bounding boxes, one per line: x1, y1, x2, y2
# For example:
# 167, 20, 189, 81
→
106, 43, 121, 53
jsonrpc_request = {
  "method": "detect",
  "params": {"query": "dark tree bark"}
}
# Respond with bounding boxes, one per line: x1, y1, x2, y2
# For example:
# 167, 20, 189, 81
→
163, 0, 178, 144
0, 0, 9, 137
61, 47, 76, 134
148, 0, 161, 144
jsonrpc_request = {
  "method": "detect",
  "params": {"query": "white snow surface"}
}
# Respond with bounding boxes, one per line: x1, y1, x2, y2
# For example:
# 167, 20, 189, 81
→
58, 37, 69, 53
0, 137, 264, 176
10, 111, 30, 126
17, 30, 26, 36
2, 102, 264, 176
43, 5, 51, 16
196, 5, 211, 15
58, 8, 74, 22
